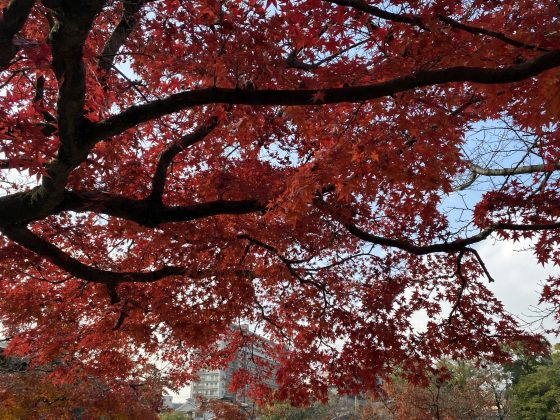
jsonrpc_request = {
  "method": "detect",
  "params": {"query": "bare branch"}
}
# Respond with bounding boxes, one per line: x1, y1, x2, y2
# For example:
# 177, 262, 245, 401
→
448, 249, 467, 321
470, 161, 560, 176
455, 160, 560, 191
454, 171, 477, 191
464, 247, 494, 283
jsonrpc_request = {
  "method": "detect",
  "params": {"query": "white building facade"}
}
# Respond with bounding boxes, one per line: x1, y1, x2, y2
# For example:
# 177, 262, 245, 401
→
187, 326, 277, 404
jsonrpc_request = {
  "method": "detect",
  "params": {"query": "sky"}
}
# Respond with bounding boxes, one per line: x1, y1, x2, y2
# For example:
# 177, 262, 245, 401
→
410, 236, 560, 343
481, 237, 560, 342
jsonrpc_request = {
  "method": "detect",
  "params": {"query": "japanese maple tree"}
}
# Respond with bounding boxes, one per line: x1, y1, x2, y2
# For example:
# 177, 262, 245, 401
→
0, 0, 559, 407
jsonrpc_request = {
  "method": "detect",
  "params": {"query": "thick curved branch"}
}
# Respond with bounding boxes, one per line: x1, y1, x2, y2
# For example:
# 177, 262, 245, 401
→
324, 0, 426, 29
57, 190, 264, 227
148, 118, 218, 202
345, 223, 493, 255
324, 0, 548, 51
98, 0, 145, 71
0, 2, 107, 226
5, 1, 108, 228
454, 171, 477, 191
454, 161, 560, 191
0, 0, 35, 69
0, 224, 186, 283
48, 1, 105, 152
346, 221, 560, 255
91, 50, 560, 142
0, 180, 263, 228
470, 162, 560, 176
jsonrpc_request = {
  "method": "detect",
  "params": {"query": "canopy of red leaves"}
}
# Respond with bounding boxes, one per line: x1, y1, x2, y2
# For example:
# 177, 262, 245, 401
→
0, 0, 558, 407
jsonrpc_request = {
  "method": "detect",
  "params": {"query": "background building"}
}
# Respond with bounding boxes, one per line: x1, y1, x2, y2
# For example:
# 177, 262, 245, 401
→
187, 325, 277, 404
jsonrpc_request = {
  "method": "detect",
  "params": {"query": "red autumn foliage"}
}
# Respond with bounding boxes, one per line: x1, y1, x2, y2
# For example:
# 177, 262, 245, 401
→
0, 359, 163, 418
0, 0, 558, 409
201, 398, 249, 420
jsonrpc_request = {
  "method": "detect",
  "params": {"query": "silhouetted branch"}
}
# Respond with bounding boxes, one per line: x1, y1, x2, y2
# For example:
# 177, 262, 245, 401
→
148, 118, 218, 202
0, 0, 35, 69
98, 0, 145, 71
325, 0, 548, 51
91, 50, 560, 142
346, 221, 560, 255
57, 190, 264, 227
0, 224, 187, 284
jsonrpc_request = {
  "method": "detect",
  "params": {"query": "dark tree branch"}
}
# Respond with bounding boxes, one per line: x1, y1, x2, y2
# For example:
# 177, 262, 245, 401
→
1, 223, 256, 284
464, 247, 494, 283
98, 0, 145, 71
493, 221, 560, 231
345, 221, 560, 255
106, 283, 121, 304
0, 0, 35, 69
0, 159, 35, 169
237, 234, 308, 265
0, 177, 264, 227
254, 300, 290, 342
91, 50, 560, 142
323, 0, 427, 29
0, 1, 108, 229
436, 15, 549, 52
48, 0, 105, 154
286, 38, 370, 71
112, 301, 127, 330
448, 249, 467, 321
324, 0, 548, 51
57, 190, 264, 227
237, 234, 330, 317
345, 223, 493, 255
148, 118, 218, 203
0, 224, 186, 284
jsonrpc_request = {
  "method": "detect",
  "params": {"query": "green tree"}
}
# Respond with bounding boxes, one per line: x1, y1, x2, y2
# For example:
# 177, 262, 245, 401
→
509, 345, 560, 419
504, 341, 552, 386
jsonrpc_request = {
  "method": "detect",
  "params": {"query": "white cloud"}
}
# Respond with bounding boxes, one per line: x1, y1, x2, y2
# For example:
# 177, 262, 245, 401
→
409, 238, 560, 340
479, 238, 560, 341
